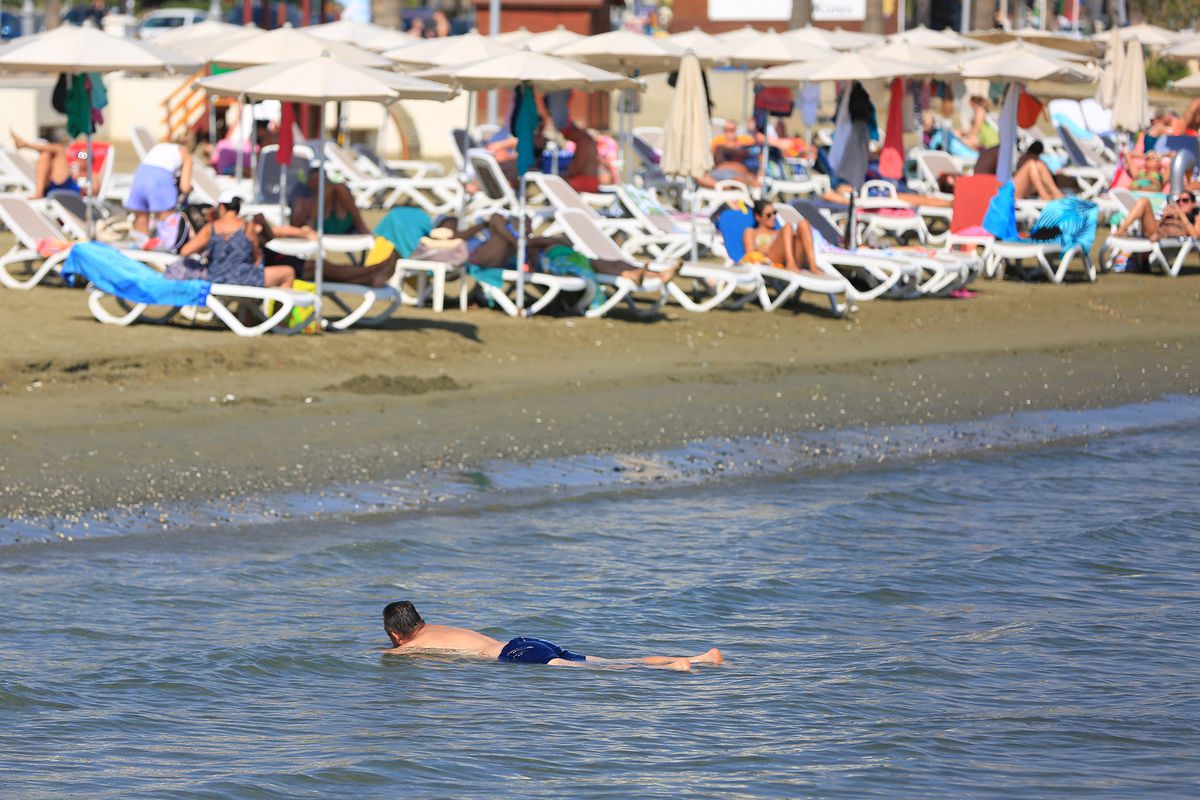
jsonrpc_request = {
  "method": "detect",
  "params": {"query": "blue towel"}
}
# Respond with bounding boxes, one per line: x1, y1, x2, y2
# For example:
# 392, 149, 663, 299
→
63, 242, 210, 307
1030, 198, 1098, 253
982, 180, 1019, 242
374, 206, 432, 258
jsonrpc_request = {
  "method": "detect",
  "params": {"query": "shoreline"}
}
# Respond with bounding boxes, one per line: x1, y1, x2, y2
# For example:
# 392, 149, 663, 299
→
1, 271, 1196, 531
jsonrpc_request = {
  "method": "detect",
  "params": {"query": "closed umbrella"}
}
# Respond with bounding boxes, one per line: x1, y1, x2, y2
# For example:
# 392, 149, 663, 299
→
1111, 40, 1149, 133
198, 55, 455, 331
553, 30, 686, 180
420, 49, 638, 312
0, 26, 198, 235
660, 52, 712, 260
1097, 25, 1125, 110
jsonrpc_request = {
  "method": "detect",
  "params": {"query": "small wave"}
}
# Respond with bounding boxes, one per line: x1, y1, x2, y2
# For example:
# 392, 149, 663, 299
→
5, 395, 1200, 547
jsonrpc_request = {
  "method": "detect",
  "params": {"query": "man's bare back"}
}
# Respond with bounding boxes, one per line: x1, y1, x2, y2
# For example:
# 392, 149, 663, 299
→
383, 623, 505, 659
381, 601, 723, 671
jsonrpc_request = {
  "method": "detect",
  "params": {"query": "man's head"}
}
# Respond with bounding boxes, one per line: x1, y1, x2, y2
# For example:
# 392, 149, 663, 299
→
383, 601, 425, 646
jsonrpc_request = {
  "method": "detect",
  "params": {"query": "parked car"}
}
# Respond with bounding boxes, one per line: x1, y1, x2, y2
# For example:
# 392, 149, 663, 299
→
223, 2, 301, 29
137, 8, 206, 39
0, 10, 43, 39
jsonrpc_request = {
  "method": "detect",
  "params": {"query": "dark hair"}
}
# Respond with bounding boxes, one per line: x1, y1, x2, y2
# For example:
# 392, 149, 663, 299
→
752, 199, 774, 220
1026, 141, 1044, 157
252, 213, 274, 248
936, 173, 957, 195
219, 196, 242, 215
848, 81, 872, 124
383, 601, 425, 641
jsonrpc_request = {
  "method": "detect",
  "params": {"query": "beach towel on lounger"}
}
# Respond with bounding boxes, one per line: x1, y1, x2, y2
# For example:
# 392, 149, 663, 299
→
63, 242, 211, 307
982, 180, 1018, 242
1028, 198, 1098, 253
374, 206, 432, 258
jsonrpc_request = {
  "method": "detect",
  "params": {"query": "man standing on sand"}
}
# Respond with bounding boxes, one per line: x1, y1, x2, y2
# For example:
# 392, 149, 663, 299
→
382, 601, 723, 672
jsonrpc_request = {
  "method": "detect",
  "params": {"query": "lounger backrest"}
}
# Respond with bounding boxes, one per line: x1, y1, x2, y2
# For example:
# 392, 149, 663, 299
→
791, 200, 845, 246
775, 203, 801, 228
1079, 99, 1113, 135
1047, 99, 1087, 133
619, 184, 674, 233
949, 174, 999, 233
46, 191, 89, 238
351, 144, 386, 178
630, 134, 661, 168
1107, 188, 1136, 215
0, 149, 37, 190
918, 150, 961, 187
467, 149, 513, 205
557, 208, 628, 262
0, 195, 67, 248
189, 163, 223, 205
536, 174, 599, 219
633, 127, 663, 153
1056, 125, 1095, 169
130, 125, 156, 161
449, 128, 471, 171
322, 143, 369, 183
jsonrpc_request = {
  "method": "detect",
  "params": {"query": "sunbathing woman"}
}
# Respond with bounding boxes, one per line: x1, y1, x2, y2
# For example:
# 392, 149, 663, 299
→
443, 214, 679, 284
289, 166, 396, 287
1011, 147, 1063, 200
1112, 191, 1200, 241
740, 200, 820, 275
10, 129, 78, 199
178, 193, 293, 289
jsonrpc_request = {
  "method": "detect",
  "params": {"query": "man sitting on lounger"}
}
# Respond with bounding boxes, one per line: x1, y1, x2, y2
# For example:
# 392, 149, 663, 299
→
382, 601, 722, 671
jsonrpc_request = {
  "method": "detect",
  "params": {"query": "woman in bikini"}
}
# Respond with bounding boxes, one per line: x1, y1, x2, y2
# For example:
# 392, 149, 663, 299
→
740, 200, 820, 275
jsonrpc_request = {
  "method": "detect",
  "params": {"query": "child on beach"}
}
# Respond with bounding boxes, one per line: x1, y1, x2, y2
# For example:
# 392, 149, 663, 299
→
382, 601, 722, 671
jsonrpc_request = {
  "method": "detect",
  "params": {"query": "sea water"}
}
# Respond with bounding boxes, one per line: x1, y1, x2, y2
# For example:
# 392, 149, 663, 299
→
2, 399, 1199, 798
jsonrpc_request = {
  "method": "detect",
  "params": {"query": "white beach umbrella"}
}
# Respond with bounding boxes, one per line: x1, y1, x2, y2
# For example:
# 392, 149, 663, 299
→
1175, 72, 1200, 91
149, 19, 247, 48
169, 27, 263, 62
1163, 35, 1200, 59
954, 37, 1094, 64
756, 51, 951, 85
211, 26, 390, 69
493, 27, 533, 45
667, 27, 721, 54
782, 24, 838, 49
421, 49, 638, 311
826, 27, 885, 50
1092, 22, 1179, 49
1111, 39, 1150, 132
967, 28, 1101, 59
384, 30, 516, 69
307, 20, 416, 53
523, 25, 586, 54
661, 52, 713, 260
952, 40, 1095, 82
552, 29, 686, 74
868, 40, 954, 67
552, 30, 688, 180
889, 24, 984, 51
708, 28, 835, 67
198, 54, 455, 332
0, 24, 198, 72
1097, 25, 1125, 109
0, 26, 199, 235
718, 25, 766, 45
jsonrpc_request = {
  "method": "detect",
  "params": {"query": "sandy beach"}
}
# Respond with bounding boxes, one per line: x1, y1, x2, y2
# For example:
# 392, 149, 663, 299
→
1, 264, 1196, 524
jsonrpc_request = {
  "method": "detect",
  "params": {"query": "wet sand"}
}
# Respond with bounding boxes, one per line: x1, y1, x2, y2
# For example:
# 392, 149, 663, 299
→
1, 267, 1196, 524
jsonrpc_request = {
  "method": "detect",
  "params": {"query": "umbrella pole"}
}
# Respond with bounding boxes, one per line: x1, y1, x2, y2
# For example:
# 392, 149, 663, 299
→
250, 101, 258, 202
235, 95, 245, 189
315, 105, 327, 332
515, 172, 527, 316
279, 169, 288, 228
85, 79, 94, 239
690, 177, 699, 263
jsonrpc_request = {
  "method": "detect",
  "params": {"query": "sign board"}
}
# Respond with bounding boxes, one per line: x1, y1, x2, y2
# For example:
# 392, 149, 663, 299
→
707, 0, 791, 22
813, 0, 866, 20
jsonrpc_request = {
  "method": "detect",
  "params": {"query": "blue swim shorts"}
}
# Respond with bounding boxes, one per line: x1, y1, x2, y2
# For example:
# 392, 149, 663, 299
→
497, 637, 587, 665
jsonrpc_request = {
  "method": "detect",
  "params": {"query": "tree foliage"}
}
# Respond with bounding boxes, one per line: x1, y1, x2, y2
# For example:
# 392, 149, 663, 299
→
1130, 0, 1199, 29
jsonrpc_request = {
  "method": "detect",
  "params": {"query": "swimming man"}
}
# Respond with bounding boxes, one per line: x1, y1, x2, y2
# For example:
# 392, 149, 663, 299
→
382, 601, 723, 672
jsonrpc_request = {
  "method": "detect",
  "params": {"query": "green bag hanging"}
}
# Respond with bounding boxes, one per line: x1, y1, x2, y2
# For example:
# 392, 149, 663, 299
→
65, 75, 93, 138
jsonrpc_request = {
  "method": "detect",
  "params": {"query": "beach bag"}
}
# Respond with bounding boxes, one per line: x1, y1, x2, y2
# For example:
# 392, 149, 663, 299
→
755, 86, 794, 118
410, 227, 468, 266
289, 279, 320, 334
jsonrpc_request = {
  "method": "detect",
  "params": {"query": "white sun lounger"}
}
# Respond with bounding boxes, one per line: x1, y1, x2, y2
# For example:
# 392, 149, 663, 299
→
1098, 189, 1195, 277
0, 147, 38, 194
555, 208, 671, 318
322, 142, 461, 215
558, 206, 759, 313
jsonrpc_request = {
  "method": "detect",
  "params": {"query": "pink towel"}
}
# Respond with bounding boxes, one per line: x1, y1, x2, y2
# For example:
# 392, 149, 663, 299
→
878, 78, 905, 181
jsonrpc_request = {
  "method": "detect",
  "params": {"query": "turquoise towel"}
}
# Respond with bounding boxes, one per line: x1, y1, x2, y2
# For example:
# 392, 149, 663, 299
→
63, 242, 210, 307
1030, 198, 1099, 253
982, 180, 1018, 242
374, 206, 431, 258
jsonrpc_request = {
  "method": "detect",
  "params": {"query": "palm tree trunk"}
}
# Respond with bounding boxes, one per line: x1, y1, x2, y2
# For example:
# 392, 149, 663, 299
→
790, 0, 812, 27
863, 0, 884, 34
972, 0, 994, 30
45, 0, 60, 29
